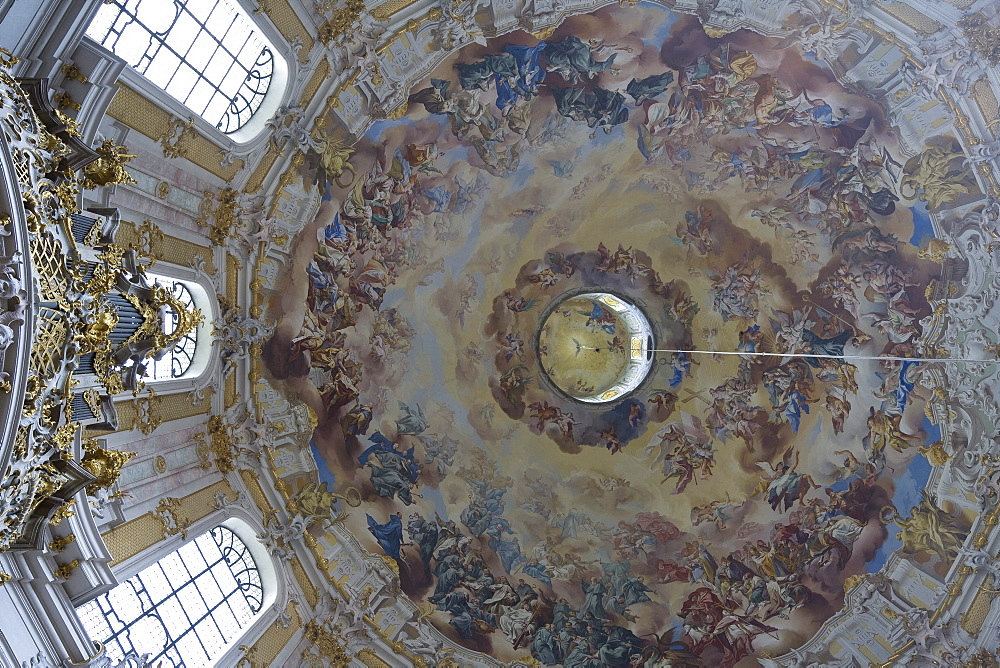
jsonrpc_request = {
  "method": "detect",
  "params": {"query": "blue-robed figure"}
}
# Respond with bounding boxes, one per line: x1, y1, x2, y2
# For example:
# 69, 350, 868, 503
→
358, 431, 421, 505
802, 328, 852, 368
784, 389, 811, 432
790, 98, 847, 127
489, 534, 526, 574
367, 512, 407, 559
496, 42, 547, 112
357, 431, 417, 477
893, 360, 919, 411
738, 324, 760, 353
579, 301, 617, 335
322, 210, 350, 244
668, 352, 690, 387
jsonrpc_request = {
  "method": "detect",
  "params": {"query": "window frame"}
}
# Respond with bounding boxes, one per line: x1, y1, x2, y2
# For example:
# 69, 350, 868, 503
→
82, 0, 291, 146
77, 525, 265, 666
80, 516, 280, 667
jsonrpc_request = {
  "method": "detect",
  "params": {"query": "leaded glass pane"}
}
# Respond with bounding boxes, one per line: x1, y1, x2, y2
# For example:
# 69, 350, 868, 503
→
87, 0, 274, 133
77, 526, 263, 667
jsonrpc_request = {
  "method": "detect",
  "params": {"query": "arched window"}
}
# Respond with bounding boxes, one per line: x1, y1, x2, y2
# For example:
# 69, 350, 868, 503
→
77, 526, 263, 666
144, 279, 198, 381
87, 0, 275, 133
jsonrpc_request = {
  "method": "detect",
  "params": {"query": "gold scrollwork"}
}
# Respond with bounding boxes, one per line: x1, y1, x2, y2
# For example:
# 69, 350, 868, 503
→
53, 92, 81, 111
917, 440, 951, 466
48, 500, 77, 526
80, 440, 135, 496
196, 188, 244, 247
53, 559, 81, 580
157, 117, 196, 159
120, 283, 204, 369
154, 497, 192, 539
318, 0, 366, 44
960, 13, 1000, 67
81, 139, 138, 189
205, 415, 237, 473
48, 533, 76, 552
77, 308, 119, 356
53, 109, 83, 138
0, 47, 19, 67
60, 63, 88, 84
51, 422, 78, 452
303, 621, 351, 665
917, 238, 951, 263
82, 388, 102, 418
131, 389, 163, 435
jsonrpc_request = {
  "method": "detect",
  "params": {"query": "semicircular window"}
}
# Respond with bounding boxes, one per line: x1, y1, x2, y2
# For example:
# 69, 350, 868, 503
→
145, 279, 198, 380
76, 526, 264, 667
87, 0, 275, 133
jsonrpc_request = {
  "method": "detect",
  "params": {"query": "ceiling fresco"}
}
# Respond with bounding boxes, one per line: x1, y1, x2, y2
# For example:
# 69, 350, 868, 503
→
262, 3, 979, 665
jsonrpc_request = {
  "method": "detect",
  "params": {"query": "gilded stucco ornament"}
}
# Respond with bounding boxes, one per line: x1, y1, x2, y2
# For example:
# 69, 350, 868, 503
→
53, 91, 81, 111
157, 116, 196, 159
53, 559, 81, 580
59, 63, 87, 84
432, 0, 487, 50
197, 187, 241, 247
960, 12, 1000, 67
48, 500, 76, 526
81, 138, 138, 189
314, 137, 355, 188
0, 55, 116, 551
200, 402, 280, 473
130, 390, 163, 435
47, 533, 75, 552
79, 440, 135, 496
303, 619, 351, 666
154, 497, 192, 539
288, 481, 361, 528
318, 0, 367, 45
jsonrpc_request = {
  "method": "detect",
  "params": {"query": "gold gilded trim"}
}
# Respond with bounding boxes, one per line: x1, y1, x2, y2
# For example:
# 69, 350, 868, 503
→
371, 0, 421, 22
856, 18, 918, 64
971, 76, 1000, 132
106, 84, 244, 181
960, 581, 999, 638
878, 1, 944, 37
256, 0, 314, 58
356, 649, 391, 667
243, 147, 280, 195
960, 12, 1000, 67
227, 253, 240, 304
240, 603, 301, 667
299, 59, 330, 109
101, 512, 161, 566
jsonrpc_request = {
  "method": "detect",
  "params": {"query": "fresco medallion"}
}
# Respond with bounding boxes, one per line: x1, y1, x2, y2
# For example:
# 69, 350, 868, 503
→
537, 292, 654, 403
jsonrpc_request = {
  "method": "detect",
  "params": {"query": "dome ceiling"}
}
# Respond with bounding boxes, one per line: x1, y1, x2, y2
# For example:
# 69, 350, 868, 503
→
262, 3, 987, 665
537, 292, 654, 404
